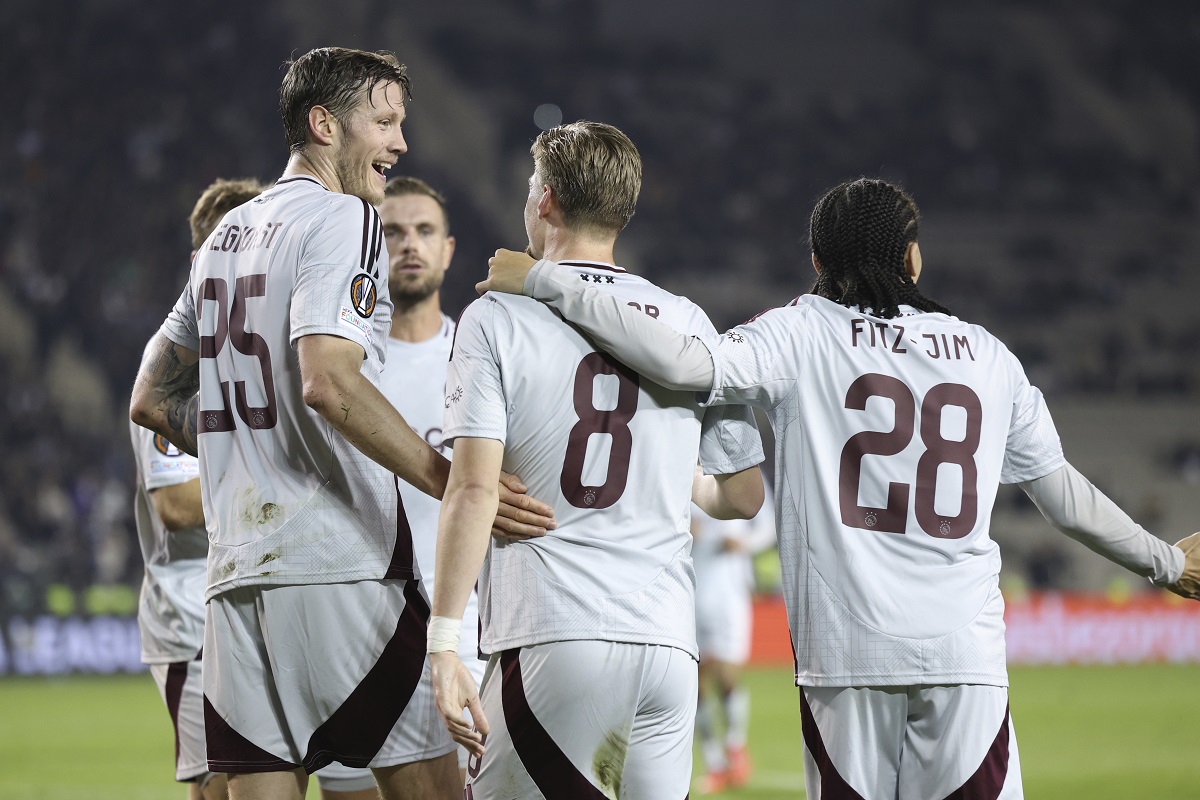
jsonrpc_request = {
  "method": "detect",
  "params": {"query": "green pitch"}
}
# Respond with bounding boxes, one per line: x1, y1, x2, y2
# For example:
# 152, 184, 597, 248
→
1, 665, 1197, 799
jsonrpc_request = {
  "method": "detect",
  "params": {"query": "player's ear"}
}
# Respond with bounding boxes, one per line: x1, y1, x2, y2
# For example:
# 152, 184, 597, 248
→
811, 253, 822, 275
905, 241, 922, 283
307, 105, 337, 147
537, 185, 554, 221
443, 235, 456, 271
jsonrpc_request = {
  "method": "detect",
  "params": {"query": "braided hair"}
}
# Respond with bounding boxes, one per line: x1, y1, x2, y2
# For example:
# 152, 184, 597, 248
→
808, 178, 951, 319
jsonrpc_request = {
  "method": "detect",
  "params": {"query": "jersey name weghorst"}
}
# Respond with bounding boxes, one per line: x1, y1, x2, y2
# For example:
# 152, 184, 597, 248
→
160, 177, 412, 600
443, 261, 764, 658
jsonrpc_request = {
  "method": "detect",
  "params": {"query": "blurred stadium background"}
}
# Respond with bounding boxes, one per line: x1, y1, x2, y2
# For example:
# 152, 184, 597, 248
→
2, 0, 1199, 796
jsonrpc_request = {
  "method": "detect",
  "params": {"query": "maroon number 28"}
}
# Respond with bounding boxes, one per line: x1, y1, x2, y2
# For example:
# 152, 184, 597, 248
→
197, 275, 278, 433
838, 373, 982, 539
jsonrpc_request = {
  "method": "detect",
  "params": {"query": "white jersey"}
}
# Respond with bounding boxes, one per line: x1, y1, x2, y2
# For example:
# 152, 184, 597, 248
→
379, 313, 480, 659
130, 420, 207, 663
160, 176, 411, 600
444, 260, 764, 658
705, 295, 1066, 687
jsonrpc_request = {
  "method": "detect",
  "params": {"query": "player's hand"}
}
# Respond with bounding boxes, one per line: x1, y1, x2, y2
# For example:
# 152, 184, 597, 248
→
1168, 531, 1200, 600
430, 651, 490, 757
477, 249, 537, 296
493, 472, 555, 540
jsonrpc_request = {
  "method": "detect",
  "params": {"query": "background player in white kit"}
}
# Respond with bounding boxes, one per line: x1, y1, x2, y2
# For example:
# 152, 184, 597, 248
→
691, 481, 775, 795
478, 177, 1200, 799
130, 48, 553, 800
426, 121, 766, 800
375, 175, 487, 779
131, 177, 378, 800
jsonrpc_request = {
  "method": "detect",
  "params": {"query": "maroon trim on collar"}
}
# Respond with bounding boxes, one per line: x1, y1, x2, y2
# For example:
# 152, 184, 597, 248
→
275, 176, 327, 189
560, 261, 627, 274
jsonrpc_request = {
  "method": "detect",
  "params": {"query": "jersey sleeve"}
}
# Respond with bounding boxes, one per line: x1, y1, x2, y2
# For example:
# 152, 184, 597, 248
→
443, 297, 507, 445
706, 306, 805, 410
1000, 354, 1067, 484
289, 196, 384, 351
133, 423, 200, 491
160, 281, 200, 351
698, 404, 766, 475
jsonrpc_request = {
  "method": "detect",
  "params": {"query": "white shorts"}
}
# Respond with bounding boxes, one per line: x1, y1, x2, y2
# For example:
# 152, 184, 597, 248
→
150, 656, 210, 783
695, 572, 752, 665
203, 579, 455, 774
799, 684, 1023, 799
466, 641, 697, 800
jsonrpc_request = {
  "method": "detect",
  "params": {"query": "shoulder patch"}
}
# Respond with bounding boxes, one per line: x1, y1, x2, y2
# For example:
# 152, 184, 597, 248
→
153, 435, 184, 457
350, 273, 378, 318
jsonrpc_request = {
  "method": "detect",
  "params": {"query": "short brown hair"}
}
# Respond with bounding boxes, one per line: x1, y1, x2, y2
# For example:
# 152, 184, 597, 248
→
189, 178, 267, 248
280, 47, 412, 154
384, 176, 450, 234
531, 121, 641, 233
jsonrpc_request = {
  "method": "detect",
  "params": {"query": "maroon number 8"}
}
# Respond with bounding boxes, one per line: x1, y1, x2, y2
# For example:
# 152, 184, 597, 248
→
560, 352, 640, 509
838, 373, 982, 539
197, 275, 278, 433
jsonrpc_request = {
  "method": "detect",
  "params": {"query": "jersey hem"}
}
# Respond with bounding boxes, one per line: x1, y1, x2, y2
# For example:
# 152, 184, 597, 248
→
1000, 455, 1068, 486
204, 567, 402, 602
482, 632, 699, 661
795, 671, 1009, 688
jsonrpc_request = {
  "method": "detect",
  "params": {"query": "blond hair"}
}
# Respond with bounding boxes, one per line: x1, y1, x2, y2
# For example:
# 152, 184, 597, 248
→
531, 121, 641, 233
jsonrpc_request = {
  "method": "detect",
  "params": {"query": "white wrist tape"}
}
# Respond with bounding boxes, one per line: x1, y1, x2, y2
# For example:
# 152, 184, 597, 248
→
427, 616, 461, 654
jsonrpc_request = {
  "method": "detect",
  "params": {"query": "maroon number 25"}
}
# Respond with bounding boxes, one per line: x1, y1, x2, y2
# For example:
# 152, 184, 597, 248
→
197, 275, 278, 433
838, 373, 982, 539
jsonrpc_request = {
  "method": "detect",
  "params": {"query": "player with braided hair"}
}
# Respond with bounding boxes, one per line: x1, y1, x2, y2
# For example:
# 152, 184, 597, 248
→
808, 178, 949, 319
477, 177, 1200, 798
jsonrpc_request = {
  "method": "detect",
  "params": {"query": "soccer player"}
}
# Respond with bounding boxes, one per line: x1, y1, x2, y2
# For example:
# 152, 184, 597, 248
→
375, 175, 486, 780
691, 483, 775, 795
477, 177, 1200, 798
132, 177, 379, 800
426, 121, 766, 800
129, 48, 553, 800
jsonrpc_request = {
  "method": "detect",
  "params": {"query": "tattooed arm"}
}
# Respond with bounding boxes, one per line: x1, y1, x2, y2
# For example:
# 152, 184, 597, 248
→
130, 333, 202, 456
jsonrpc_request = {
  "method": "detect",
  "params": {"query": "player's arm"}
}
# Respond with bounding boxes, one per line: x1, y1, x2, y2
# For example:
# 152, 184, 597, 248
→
1020, 462, 1200, 599
149, 479, 204, 530
428, 436, 502, 756
692, 465, 764, 521
130, 332, 202, 457
298, 334, 551, 537
479, 250, 715, 392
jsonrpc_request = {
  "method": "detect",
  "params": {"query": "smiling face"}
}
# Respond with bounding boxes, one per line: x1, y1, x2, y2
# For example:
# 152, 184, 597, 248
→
332, 80, 407, 205
380, 192, 454, 306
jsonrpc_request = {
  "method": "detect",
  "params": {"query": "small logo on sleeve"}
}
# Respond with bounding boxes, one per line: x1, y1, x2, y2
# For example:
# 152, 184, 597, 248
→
444, 386, 463, 408
726, 331, 745, 344
350, 273, 378, 318
153, 435, 184, 457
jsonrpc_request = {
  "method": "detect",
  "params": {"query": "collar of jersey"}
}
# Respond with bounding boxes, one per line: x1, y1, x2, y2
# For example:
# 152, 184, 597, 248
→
274, 175, 328, 190
560, 259, 626, 273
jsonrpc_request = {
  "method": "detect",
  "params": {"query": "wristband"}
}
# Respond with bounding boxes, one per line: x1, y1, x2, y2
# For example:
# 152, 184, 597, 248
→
427, 615, 461, 654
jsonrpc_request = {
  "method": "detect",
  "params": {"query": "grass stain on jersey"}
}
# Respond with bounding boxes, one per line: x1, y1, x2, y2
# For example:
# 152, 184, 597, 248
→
255, 551, 281, 567
256, 502, 283, 525
592, 730, 628, 798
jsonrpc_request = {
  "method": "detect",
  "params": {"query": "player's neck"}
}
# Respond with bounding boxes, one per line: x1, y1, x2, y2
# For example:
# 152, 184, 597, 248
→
282, 151, 341, 193
389, 294, 444, 343
540, 230, 616, 266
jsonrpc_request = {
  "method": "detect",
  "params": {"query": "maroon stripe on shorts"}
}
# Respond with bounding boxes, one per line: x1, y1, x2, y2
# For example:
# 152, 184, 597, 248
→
301, 579, 431, 772
798, 688, 867, 800
499, 649, 608, 799
164, 660, 189, 767
384, 477, 417, 579
941, 704, 1011, 800
204, 694, 301, 773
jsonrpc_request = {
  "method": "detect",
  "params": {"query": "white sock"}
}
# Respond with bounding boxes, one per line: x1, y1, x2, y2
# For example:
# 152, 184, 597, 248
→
696, 696, 727, 771
724, 686, 751, 750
